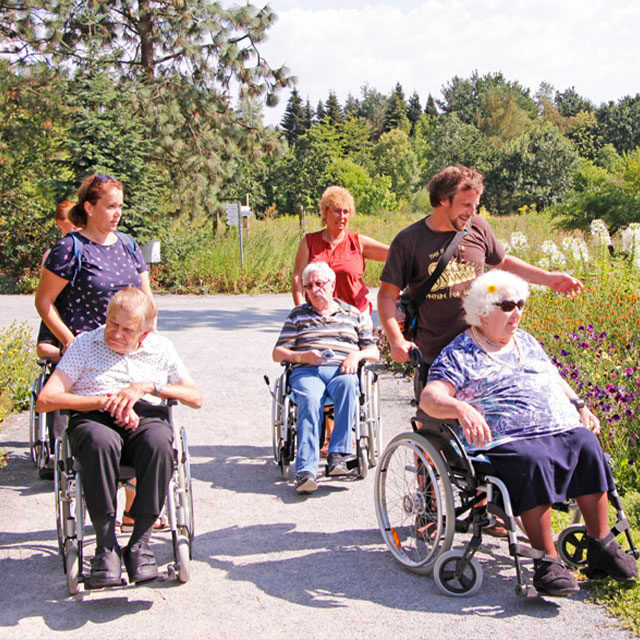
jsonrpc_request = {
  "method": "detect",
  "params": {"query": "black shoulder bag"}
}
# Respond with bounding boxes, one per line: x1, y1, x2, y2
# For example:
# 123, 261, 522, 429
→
397, 224, 468, 341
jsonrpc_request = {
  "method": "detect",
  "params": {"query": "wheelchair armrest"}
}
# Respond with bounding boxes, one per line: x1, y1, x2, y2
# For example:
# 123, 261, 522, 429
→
167, 398, 178, 407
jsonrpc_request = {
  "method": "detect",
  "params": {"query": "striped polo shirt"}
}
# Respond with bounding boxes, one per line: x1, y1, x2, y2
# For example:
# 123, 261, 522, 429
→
275, 299, 376, 365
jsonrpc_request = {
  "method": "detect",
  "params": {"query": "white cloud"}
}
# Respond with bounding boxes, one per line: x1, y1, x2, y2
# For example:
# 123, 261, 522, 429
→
256, 0, 640, 125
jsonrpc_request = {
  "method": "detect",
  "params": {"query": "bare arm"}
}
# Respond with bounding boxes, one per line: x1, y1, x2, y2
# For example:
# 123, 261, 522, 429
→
497, 255, 584, 297
36, 369, 107, 413
339, 345, 379, 374
36, 342, 62, 364
558, 377, 600, 435
291, 238, 310, 306
359, 234, 389, 262
272, 345, 325, 366
377, 281, 416, 362
420, 379, 492, 449
34, 269, 75, 350
140, 270, 153, 298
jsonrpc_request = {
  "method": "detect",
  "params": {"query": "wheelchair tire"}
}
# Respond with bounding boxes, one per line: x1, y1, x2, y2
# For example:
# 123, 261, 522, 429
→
272, 376, 285, 463
29, 389, 38, 465
180, 427, 195, 541
357, 443, 368, 480
556, 524, 589, 568
65, 545, 80, 595
175, 533, 191, 583
375, 432, 455, 575
434, 550, 483, 597
366, 371, 381, 468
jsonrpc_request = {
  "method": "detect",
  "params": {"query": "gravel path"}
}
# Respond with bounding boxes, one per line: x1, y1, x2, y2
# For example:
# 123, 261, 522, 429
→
0, 293, 634, 639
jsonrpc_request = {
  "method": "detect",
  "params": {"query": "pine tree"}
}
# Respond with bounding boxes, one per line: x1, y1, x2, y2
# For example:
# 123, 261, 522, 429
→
324, 91, 343, 125
382, 82, 410, 133
424, 93, 439, 117
281, 88, 306, 145
303, 100, 314, 130
316, 100, 326, 122
407, 91, 422, 132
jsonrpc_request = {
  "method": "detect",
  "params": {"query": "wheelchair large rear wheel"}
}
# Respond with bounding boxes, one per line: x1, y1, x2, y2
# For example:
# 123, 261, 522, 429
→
271, 376, 286, 463
179, 427, 195, 540
29, 388, 38, 464
375, 432, 455, 575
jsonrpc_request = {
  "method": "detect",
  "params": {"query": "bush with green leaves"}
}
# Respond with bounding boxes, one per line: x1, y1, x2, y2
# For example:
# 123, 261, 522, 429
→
0, 322, 38, 424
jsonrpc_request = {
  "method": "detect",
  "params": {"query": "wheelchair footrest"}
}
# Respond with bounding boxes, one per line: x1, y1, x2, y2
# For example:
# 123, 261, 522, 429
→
510, 542, 544, 561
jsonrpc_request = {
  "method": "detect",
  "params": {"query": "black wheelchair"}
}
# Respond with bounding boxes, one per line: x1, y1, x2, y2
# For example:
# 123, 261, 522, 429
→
374, 353, 638, 597
265, 361, 382, 481
54, 400, 194, 594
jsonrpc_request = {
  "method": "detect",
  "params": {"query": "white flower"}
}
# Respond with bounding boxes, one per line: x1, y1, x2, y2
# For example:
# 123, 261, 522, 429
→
561, 237, 590, 262
541, 240, 558, 255
510, 232, 529, 250
590, 219, 612, 245
537, 257, 551, 269
621, 224, 640, 269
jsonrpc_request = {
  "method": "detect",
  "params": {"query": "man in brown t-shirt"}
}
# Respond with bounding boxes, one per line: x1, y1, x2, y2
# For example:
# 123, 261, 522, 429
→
378, 165, 583, 388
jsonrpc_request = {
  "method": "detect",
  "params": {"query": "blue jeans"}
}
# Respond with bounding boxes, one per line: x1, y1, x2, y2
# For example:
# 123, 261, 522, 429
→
289, 365, 359, 475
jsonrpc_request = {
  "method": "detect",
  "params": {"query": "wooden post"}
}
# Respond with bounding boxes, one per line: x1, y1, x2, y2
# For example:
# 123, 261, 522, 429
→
299, 204, 306, 234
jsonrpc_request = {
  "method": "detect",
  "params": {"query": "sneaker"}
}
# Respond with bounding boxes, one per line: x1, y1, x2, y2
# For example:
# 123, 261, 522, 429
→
584, 532, 638, 582
533, 555, 580, 597
327, 452, 350, 476
295, 472, 318, 494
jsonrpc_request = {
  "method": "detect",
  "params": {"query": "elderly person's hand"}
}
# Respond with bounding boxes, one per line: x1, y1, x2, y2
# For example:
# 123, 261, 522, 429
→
579, 405, 601, 436
103, 382, 150, 424
303, 349, 327, 366
340, 352, 360, 374
457, 402, 493, 449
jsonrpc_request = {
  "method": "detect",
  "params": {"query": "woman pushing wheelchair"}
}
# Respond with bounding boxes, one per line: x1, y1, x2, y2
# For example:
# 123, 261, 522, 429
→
273, 261, 379, 494
420, 270, 637, 596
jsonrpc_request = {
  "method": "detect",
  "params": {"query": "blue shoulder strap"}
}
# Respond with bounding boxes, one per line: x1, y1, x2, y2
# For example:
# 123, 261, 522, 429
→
69, 231, 138, 286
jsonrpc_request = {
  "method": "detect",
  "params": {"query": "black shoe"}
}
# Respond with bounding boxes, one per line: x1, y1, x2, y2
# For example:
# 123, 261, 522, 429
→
327, 453, 350, 476
86, 546, 122, 589
123, 543, 158, 584
584, 532, 638, 582
295, 471, 318, 493
533, 555, 580, 597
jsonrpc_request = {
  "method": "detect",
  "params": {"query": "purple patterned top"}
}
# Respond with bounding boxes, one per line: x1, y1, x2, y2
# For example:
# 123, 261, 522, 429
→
44, 233, 147, 336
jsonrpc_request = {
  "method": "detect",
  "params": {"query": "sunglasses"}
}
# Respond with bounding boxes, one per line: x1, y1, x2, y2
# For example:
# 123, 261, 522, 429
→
303, 279, 329, 290
92, 173, 117, 185
494, 299, 525, 312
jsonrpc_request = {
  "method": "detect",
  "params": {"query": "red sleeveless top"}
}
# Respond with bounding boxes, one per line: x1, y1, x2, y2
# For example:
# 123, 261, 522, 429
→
305, 230, 369, 311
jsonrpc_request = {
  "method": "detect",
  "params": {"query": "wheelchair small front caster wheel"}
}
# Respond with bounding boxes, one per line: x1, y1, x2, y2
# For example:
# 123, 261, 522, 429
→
515, 583, 538, 598
556, 524, 588, 568
434, 550, 483, 597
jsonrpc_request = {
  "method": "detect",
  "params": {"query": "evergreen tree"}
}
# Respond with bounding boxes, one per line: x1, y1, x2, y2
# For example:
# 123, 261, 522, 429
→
324, 91, 343, 125
344, 93, 360, 117
358, 84, 387, 141
303, 100, 314, 130
281, 88, 306, 145
407, 91, 422, 132
382, 82, 410, 133
316, 99, 326, 122
424, 94, 438, 117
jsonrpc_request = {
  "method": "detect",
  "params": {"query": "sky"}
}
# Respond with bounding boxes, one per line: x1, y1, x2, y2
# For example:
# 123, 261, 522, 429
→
242, 0, 640, 126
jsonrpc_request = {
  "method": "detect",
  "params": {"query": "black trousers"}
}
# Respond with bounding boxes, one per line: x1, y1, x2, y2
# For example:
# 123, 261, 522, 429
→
67, 402, 173, 523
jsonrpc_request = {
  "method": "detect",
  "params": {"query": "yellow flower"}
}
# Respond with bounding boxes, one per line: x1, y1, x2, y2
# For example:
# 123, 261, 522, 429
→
487, 284, 497, 293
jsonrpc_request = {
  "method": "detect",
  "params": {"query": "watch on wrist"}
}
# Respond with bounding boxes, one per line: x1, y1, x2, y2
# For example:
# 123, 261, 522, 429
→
153, 382, 165, 397
295, 352, 302, 364
570, 398, 585, 409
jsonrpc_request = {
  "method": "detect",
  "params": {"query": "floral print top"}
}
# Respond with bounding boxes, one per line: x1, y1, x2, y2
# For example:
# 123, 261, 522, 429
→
44, 233, 147, 336
427, 329, 582, 451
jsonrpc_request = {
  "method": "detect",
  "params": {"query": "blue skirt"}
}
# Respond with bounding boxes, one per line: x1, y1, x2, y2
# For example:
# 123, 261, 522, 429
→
484, 427, 615, 516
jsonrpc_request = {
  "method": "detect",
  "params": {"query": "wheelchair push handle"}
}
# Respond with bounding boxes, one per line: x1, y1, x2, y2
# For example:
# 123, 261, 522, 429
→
409, 346, 424, 367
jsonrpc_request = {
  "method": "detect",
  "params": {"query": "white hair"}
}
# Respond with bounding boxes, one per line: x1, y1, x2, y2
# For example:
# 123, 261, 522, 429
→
302, 261, 336, 286
463, 270, 529, 326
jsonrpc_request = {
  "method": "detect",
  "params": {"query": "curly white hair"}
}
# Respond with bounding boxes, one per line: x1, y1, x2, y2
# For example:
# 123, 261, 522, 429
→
463, 270, 529, 326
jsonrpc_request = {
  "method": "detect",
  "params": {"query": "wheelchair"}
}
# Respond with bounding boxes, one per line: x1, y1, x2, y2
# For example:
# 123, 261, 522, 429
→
265, 360, 382, 481
54, 400, 194, 595
374, 419, 639, 597
28, 359, 56, 478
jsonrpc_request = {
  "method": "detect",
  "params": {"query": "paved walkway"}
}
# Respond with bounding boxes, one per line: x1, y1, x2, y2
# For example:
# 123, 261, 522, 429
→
0, 294, 633, 639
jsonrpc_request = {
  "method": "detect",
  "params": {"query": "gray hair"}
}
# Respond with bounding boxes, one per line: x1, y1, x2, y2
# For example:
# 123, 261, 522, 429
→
106, 287, 157, 332
302, 261, 336, 286
463, 270, 529, 326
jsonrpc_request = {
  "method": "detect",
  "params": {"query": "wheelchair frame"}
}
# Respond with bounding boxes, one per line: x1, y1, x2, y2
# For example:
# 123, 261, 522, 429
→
29, 359, 53, 478
265, 361, 382, 481
54, 400, 194, 594
375, 422, 639, 597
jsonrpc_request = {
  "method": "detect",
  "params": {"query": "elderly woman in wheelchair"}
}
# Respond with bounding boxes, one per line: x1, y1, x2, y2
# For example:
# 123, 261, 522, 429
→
272, 261, 379, 494
375, 269, 637, 597
36, 288, 202, 590
418, 269, 637, 595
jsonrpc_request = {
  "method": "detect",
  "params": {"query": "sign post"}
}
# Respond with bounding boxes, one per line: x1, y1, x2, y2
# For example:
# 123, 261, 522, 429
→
225, 202, 244, 269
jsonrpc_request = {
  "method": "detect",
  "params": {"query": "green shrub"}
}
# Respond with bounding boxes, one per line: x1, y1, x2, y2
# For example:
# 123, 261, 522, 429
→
0, 322, 38, 423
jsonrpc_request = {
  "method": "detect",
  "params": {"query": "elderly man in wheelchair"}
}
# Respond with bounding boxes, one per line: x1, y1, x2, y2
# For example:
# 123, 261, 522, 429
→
36, 287, 202, 589
376, 270, 637, 597
272, 261, 379, 494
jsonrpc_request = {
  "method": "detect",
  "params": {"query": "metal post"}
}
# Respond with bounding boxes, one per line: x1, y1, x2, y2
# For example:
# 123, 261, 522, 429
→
238, 201, 244, 270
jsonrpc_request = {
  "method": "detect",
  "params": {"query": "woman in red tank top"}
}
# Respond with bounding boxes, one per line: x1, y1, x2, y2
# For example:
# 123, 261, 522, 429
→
292, 186, 389, 312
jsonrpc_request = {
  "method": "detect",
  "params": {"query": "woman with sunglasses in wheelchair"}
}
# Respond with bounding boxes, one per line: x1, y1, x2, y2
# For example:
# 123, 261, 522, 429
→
420, 270, 637, 597
273, 261, 379, 493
